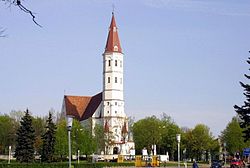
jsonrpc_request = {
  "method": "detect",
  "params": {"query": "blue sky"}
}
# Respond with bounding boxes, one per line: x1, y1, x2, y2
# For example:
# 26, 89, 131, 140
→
1, 0, 250, 137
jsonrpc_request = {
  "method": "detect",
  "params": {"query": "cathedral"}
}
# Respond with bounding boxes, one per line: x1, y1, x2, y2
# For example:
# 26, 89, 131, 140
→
62, 13, 135, 155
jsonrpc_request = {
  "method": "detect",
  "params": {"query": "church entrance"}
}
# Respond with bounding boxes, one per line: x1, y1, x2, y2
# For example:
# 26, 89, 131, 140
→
113, 147, 119, 154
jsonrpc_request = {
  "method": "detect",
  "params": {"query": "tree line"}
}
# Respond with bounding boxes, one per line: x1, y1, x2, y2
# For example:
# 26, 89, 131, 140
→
0, 109, 249, 163
0, 109, 104, 163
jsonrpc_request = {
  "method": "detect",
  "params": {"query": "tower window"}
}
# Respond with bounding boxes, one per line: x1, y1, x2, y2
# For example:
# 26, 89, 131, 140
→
115, 102, 117, 105
108, 77, 110, 83
107, 102, 110, 105
115, 111, 117, 114
107, 111, 109, 114
120, 78, 122, 84
115, 60, 117, 66
120, 61, 122, 67
115, 77, 117, 83
108, 60, 111, 66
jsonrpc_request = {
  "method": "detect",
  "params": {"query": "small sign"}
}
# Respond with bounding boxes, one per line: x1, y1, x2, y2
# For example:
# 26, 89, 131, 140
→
243, 148, 250, 156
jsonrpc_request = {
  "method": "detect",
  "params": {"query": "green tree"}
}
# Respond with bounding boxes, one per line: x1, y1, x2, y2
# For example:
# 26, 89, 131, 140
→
159, 114, 181, 160
186, 124, 214, 161
54, 119, 68, 161
41, 112, 57, 162
32, 116, 46, 155
132, 116, 161, 154
234, 55, 250, 141
14, 109, 35, 163
72, 119, 97, 156
0, 114, 17, 154
221, 116, 250, 155
94, 124, 105, 154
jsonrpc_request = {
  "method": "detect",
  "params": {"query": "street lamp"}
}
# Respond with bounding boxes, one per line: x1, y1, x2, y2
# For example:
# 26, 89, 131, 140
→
8, 146, 11, 164
76, 128, 83, 164
176, 134, 181, 168
67, 116, 73, 168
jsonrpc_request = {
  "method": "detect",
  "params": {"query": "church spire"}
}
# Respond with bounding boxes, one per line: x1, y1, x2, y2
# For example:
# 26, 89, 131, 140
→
104, 12, 122, 53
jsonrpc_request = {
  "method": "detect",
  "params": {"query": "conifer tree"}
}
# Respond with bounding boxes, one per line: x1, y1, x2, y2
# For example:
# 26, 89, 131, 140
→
14, 109, 35, 162
41, 112, 57, 162
234, 52, 250, 141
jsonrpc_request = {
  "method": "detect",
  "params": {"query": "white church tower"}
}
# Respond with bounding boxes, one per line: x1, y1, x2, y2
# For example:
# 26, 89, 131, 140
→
63, 12, 134, 156
102, 12, 133, 155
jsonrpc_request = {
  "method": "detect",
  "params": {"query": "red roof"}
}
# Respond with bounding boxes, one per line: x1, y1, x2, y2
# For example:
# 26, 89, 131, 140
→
105, 13, 122, 53
64, 92, 102, 121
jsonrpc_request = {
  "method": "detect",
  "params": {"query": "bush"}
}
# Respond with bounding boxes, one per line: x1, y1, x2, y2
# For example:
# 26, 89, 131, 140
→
0, 162, 134, 168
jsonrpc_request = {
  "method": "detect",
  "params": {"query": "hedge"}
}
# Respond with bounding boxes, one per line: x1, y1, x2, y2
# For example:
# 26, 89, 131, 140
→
0, 162, 134, 168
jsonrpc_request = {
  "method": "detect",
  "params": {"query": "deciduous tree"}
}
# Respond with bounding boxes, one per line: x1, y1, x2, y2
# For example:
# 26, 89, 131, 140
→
221, 116, 250, 155
185, 124, 214, 161
132, 116, 162, 154
54, 119, 67, 161
0, 114, 17, 154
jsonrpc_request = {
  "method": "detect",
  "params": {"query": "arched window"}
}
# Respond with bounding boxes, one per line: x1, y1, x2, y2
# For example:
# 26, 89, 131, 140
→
108, 60, 111, 66
113, 147, 119, 154
115, 60, 117, 66
108, 77, 110, 83
115, 77, 117, 83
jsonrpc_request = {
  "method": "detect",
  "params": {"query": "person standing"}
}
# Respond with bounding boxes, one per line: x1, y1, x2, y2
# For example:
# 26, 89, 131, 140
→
193, 160, 199, 168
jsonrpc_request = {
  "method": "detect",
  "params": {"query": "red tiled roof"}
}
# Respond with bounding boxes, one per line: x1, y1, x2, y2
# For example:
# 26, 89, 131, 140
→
64, 92, 102, 121
105, 13, 122, 53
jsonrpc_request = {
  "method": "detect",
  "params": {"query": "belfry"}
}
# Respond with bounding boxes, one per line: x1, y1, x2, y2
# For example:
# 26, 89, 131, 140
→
62, 13, 135, 155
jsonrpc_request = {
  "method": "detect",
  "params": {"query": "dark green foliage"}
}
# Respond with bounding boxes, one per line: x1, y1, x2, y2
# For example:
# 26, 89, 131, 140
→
0, 114, 18, 154
14, 109, 35, 163
41, 112, 57, 162
234, 55, 250, 141
0, 162, 134, 168
221, 116, 250, 154
32, 116, 46, 156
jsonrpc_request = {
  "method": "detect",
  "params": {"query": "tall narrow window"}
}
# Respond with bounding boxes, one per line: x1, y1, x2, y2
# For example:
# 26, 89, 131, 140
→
115, 77, 117, 83
108, 77, 110, 83
120, 61, 122, 67
120, 78, 122, 84
108, 60, 111, 66
115, 60, 117, 66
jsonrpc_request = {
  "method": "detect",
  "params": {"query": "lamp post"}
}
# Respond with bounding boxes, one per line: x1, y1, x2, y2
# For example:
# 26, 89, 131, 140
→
176, 134, 181, 168
67, 116, 73, 168
76, 128, 83, 164
224, 142, 226, 167
8, 146, 11, 164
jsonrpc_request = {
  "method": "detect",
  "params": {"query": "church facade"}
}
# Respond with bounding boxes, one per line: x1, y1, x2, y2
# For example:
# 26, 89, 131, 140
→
62, 13, 135, 155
